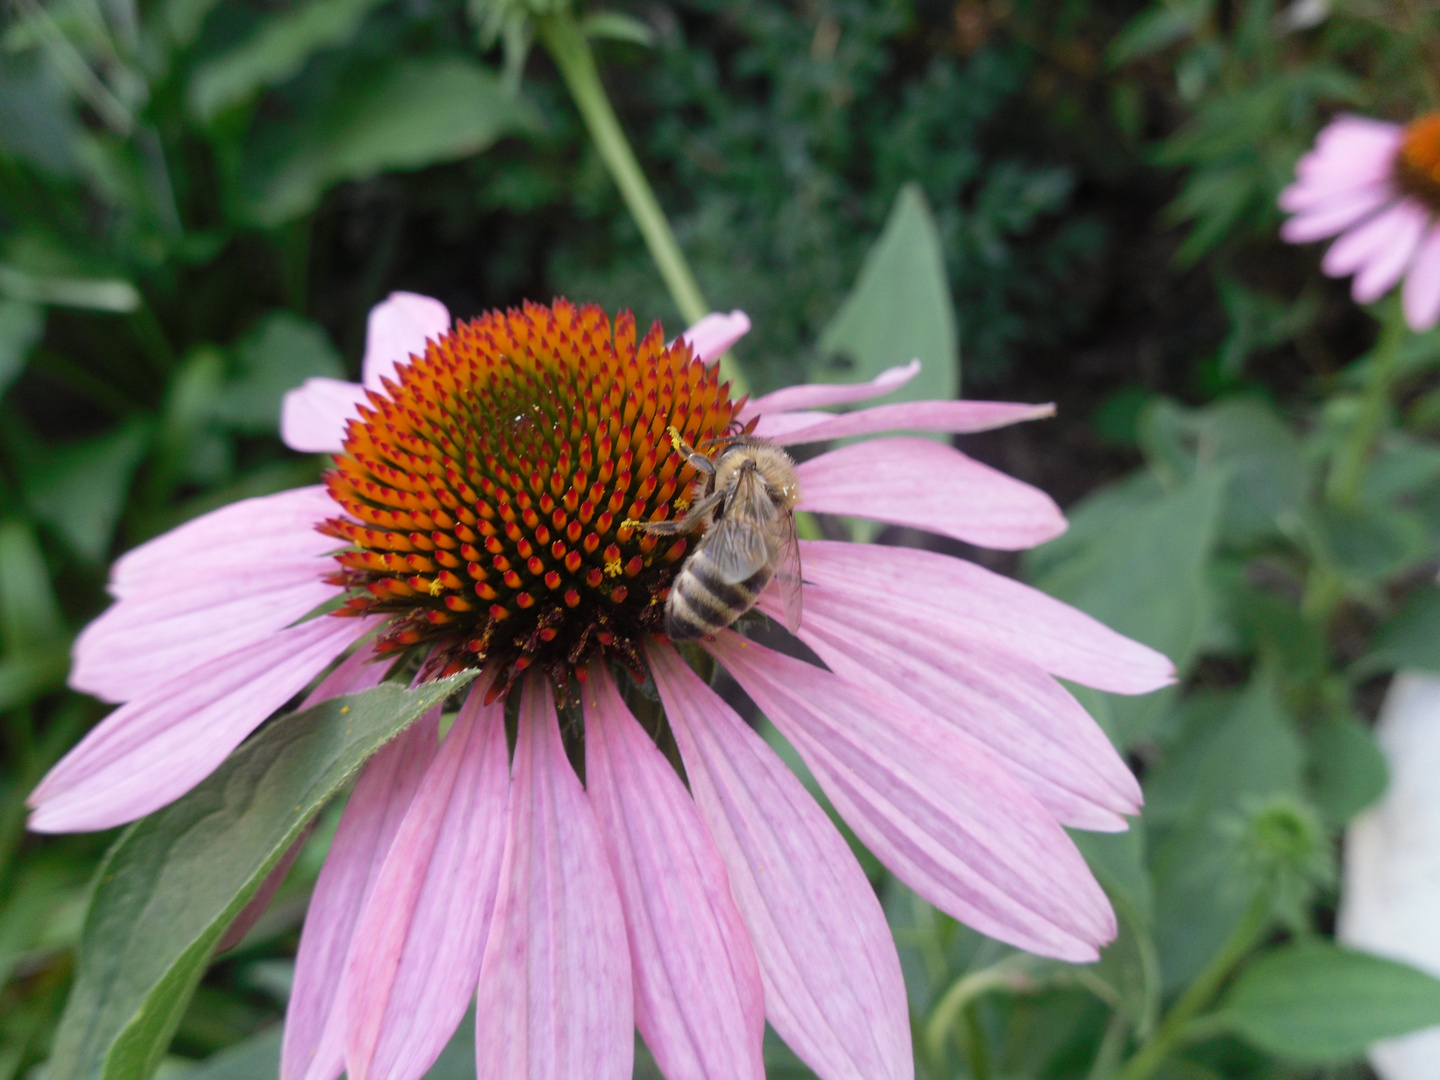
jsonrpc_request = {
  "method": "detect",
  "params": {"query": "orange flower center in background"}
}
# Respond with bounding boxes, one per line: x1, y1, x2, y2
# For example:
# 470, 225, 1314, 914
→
322, 299, 740, 699
1396, 113, 1440, 208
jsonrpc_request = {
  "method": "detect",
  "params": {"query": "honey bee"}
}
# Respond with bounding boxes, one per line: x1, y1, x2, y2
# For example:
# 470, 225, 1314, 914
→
629, 427, 803, 640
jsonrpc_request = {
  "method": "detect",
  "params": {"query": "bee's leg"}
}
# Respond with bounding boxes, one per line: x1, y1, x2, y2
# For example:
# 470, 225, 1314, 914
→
668, 426, 716, 480
624, 489, 724, 536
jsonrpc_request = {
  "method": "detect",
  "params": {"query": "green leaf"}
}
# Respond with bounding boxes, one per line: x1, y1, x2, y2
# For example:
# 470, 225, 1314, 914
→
0, 298, 43, 399
1306, 712, 1388, 825
0, 266, 140, 312
0, 641, 72, 711
213, 312, 345, 433
580, 12, 655, 47
236, 57, 538, 227
817, 182, 959, 405
19, 419, 151, 563
1030, 467, 1229, 747
1075, 825, 1160, 1036
0, 518, 64, 651
170, 1027, 281, 1080
188, 0, 384, 122
1147, 675, 1303, 989
1213, 941, 1440, 1063
1355, 588, 1440, 676
49, 671, 476, 1080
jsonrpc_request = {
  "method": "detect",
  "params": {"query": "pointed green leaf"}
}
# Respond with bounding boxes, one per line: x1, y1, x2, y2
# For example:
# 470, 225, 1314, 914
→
236, 58, 538, 227
213, 312, 345, 434
19, 419, 151, 563
187, 0, 385, 122
0, 298, 43, 400
1213, 941, 1440, 1063
49, 671, 477, 1080
817, 183, 959, 404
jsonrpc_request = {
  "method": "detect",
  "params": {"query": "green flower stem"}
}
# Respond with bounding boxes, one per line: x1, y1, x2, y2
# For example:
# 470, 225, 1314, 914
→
536, 12, 749, 398
1327, 298, 1408, 509
1112, 892, 1271, 1080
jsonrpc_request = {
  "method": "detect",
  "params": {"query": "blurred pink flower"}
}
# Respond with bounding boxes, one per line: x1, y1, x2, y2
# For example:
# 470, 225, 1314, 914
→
1281, 113, 1440, 330
30, 294, 1173, 1080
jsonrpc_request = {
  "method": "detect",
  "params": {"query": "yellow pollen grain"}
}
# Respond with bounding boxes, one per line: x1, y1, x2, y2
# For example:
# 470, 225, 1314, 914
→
427, 579, 444, 596
340, 706, 350, 714
604, 557, 623, 577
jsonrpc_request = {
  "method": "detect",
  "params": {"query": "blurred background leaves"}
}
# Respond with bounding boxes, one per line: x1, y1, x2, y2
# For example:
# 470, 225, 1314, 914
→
4, 0, 1440, 1077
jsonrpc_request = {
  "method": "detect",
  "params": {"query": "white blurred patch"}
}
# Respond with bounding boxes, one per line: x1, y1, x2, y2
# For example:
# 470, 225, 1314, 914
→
1276, 0, 1330, 32
1340, 671, 1440, 1078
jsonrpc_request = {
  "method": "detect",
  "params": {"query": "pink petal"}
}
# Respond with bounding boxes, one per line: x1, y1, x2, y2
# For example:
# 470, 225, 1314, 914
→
282, 378, 370, 454
771, 584, 1140, 830
798, 539, 1174, 694
1352, 200, 1430, 302
647, 643, 913, 1080
582, 666, 765, 1080
362, 292, 451, 389
474, 679, 632, 1080
110, 486, 337, 599
71, 569, 337, 704
708, 632, 1115, 961
28, 615, 364, 832
284, 711, 442, 1080
1280, 184, 1394, 243
680, 311, 751, 365
796, 437, 1066, 550
740, 359, 920, 420
753, 400, 1054, 445
1404, 223, 1440, 331
343, 680, 509, 1080
1323, 200, 1425, 280
298, 635, 393, 709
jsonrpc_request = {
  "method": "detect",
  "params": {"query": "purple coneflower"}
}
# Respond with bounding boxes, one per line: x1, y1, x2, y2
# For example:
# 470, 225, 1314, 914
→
30, 295, 1173, 1080
1281, 113, 1440, 329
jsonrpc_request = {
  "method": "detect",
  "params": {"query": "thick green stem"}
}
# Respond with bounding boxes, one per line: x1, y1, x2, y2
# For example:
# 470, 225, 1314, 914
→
1113, 893, 1271, 1080
537, 13, 748, 396
1327, 299, 1408, 509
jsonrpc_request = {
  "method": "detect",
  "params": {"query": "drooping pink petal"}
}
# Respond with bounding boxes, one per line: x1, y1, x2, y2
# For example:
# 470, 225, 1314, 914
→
740, 359, 920, 420
29, 614, 365, 832
343, 680, 509, 1080
766, 584, 1139, 830
362, 292, 451, 389
110, 486, 338, 598
282, 378, 371, 454
796, 437, 1066, 550
1279, 184, 1394, 243
582, 665, 765, 1080
474, 679, 632, 1080
797, 540, 1174, 694
284, 711, 442, 1080
647, 643, 912, 1080
708, 631, 1115, 962
753, 399, 1054, 445
1351, 200, 1430, 302
1403, 224, 1440, 331
1323, 200, 1425, 280
680, 311, 752, 366
71, 569, 338, 704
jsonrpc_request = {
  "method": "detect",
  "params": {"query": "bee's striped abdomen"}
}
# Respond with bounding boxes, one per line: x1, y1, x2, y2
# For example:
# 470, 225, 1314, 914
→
665, 559, 773, 640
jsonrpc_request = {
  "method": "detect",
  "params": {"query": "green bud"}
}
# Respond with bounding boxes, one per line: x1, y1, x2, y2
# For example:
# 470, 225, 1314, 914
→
1225, 794, 1335, 929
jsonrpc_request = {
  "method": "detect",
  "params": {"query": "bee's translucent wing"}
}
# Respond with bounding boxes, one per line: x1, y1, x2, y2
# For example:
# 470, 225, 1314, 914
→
708, 469, 772, 584
706, 518, 769, 584
771, 511, 803, 634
